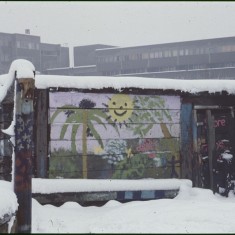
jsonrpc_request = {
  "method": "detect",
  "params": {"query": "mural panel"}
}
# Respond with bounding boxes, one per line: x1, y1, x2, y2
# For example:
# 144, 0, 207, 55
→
49, 92, 181, 179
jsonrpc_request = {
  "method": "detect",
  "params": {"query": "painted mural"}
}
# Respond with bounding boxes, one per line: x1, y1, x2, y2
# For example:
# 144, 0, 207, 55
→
49, 92, 181, 179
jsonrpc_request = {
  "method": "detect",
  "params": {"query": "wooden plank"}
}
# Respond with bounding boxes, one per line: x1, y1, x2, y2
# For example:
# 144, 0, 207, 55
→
180, 103, 193, 180
33, 189, 179, 206
50, 123, 180, 140
35, 89, 49, 178
206, 110, 215, 191
50, 137, 180, 154
192, 109, 201, 187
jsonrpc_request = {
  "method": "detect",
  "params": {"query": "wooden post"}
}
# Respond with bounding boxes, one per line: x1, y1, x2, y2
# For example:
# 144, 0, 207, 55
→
14, 74, 35, 233
35, 89, 48, 178
206, 110, 215, 192
180, 103, 193, 180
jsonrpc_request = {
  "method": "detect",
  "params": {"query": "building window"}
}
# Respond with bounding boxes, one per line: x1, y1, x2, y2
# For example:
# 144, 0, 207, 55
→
179, 49, 184, 56
117, 55, 124, 61
204, 48, 210, 54
98, 56, 104, 62
189, 48, 194, 55
130, 54, 138, 60
154, 51, 159, 58
199, 48, 204, 54
150, 52, 155, 59
28, 42, 34, 49
124, 55, 129, 61
164, 50, 169, 57
142, 53, 149, 59
172, 50, 178, 56
195, 48, 200, 55
42, 50, 59, 56
1, 54, 10, 62
16, 41, 20, 48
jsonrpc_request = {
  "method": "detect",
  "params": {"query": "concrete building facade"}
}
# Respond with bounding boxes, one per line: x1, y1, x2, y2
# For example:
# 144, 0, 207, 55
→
46, 44, 114, 76
95, 37, 235, 79
0, 31, 69, 74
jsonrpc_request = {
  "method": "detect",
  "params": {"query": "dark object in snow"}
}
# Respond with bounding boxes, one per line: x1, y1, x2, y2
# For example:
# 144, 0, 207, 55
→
214, 145, 235, 197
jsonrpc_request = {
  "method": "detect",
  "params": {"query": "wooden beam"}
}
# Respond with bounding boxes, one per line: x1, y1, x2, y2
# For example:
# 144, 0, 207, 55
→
206, 110, 215, 192
35, 89, 49, 178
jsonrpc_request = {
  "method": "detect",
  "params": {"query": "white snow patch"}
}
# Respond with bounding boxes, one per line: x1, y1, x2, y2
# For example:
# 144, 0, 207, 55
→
222, 152, 233, 160
9, 59, 35, 80
0, 74, 13, 103
0, 59, 35, 103
0, 181, 18, 220
7, 216, 15, 233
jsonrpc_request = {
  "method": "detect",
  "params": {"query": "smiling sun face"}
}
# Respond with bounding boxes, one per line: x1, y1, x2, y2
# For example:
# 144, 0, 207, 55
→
107, 94, 134, 123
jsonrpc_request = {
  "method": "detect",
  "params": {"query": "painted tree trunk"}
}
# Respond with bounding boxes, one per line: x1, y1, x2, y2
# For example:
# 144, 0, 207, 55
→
160, 123, 171, 138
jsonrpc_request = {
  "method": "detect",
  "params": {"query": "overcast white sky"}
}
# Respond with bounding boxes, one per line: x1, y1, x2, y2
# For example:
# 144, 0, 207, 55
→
1, 1, 235, 65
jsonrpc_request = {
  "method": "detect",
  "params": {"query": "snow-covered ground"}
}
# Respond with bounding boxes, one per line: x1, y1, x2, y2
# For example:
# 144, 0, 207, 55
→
2, 179, 235, 233
32, 183, 235, 233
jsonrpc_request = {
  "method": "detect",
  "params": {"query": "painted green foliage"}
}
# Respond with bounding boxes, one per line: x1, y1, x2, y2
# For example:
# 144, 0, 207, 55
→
49, 148, 82, 178
111, 138, 180, 179
130, 95, 172, 137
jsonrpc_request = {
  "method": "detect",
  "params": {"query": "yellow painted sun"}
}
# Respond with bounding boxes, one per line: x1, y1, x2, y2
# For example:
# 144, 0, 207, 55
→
107, 94, 134, 123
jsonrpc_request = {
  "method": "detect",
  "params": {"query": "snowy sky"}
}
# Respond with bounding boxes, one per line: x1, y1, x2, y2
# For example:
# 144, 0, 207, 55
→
1, 1, 235, 48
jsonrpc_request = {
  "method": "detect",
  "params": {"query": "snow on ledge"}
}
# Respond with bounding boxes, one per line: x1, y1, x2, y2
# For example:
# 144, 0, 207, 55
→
32, 178, 192, 194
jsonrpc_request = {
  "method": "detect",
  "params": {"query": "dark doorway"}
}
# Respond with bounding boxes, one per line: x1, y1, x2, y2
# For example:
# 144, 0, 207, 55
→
193, 106, 235, 195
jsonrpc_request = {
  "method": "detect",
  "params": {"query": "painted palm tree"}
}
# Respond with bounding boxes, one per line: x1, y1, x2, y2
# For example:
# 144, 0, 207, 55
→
50, 98, 119, 178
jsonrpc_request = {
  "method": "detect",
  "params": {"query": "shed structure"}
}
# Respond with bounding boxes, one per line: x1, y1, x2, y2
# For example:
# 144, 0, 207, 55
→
1, 69, 235, 196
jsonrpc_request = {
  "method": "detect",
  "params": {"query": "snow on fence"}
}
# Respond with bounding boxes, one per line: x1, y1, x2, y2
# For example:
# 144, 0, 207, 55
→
32, 178, 192, 194
32, 178, 192, 205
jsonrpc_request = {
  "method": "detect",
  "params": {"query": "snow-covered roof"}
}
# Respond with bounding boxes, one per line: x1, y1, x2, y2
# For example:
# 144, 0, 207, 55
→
1, 59, 235, 103
35, 75, 235, 94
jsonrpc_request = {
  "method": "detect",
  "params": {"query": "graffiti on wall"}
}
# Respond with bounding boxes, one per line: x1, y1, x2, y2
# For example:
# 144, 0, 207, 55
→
49, 92, 181, 179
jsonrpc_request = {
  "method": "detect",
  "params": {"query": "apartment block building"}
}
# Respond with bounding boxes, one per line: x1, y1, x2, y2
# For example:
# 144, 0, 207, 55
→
40, 43, 69, 72
95, 37, 235, 79
0, 31, 69, 74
